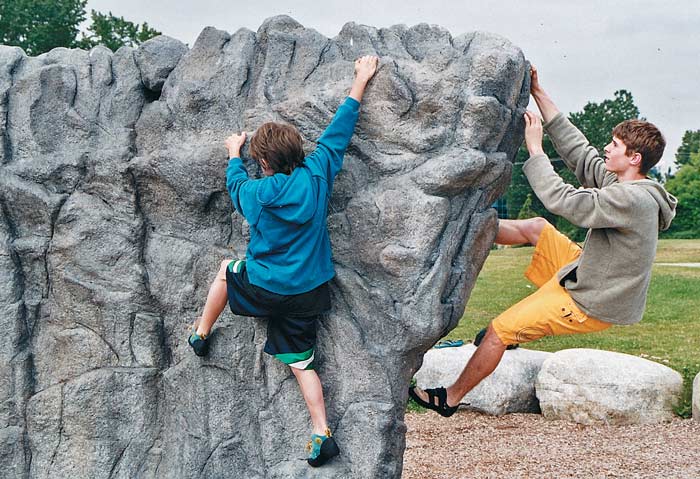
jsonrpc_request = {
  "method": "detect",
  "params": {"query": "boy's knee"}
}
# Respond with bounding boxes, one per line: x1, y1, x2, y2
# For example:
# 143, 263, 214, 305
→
485, 323, 506, 347
523, 217, 549, 245
526, 216, 549, 233
290, 366, 314, 377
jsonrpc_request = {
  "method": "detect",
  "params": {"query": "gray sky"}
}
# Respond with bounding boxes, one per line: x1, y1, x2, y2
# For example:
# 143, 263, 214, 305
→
86, 0, 700, 171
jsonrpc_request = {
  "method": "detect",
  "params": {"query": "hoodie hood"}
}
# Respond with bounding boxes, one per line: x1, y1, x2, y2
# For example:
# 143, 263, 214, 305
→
636, 179, 677, 231
254, 166, 318, 224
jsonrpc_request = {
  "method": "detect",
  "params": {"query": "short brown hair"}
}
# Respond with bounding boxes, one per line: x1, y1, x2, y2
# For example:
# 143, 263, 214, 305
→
249, 122, 305, 174
612, 120, 666, 175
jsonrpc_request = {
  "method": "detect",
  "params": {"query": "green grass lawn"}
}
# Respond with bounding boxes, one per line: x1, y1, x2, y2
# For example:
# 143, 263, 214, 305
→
444, 239, 700, 417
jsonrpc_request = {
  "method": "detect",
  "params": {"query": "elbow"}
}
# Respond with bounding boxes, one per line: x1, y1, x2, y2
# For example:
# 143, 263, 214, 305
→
542, 197, 575, 219
547, 204, 568, 218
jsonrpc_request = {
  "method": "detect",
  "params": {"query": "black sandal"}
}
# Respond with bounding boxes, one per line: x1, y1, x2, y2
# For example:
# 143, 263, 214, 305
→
408, 386, 458, 417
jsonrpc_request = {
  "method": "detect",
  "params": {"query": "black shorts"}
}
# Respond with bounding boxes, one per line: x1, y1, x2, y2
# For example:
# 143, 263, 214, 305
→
225, 260, 331, 370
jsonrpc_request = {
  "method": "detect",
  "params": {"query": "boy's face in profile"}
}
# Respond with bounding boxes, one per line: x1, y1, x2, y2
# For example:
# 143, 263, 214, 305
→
603, 136, 640, 175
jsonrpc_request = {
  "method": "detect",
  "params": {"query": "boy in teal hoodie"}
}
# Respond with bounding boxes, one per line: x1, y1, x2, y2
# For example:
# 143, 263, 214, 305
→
188, 55, 379, 467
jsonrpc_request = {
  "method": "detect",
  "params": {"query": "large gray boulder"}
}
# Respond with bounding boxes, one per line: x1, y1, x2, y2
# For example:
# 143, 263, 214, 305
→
414, 344, 551, 414
0, 16, 529, 478
536, 349, 683, 425
694, 372, 700, 421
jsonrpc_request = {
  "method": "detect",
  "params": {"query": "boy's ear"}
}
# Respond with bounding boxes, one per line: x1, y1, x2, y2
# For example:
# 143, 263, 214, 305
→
629, 151, 642, 167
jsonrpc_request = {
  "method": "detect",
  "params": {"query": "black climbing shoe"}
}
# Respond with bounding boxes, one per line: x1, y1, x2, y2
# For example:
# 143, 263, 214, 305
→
188, 319, 210, 357
307, 428, 340, 467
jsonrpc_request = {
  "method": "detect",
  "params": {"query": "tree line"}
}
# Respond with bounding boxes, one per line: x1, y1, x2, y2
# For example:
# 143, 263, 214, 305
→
0, 0, 160, 55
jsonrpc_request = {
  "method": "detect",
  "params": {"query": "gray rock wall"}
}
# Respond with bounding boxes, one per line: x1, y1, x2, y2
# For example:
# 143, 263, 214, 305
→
0, 15, 528, 478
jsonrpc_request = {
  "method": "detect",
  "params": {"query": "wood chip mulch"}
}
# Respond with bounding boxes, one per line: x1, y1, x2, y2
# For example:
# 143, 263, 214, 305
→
403, 410, 700, 478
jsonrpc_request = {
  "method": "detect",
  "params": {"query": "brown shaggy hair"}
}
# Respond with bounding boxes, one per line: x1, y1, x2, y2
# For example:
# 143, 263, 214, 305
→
249, 122, 305, 175
612, 120, 666, 175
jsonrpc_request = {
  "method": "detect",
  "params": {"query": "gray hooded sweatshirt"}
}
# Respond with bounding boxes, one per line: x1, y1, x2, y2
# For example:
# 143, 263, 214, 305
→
523, 113, 677, 325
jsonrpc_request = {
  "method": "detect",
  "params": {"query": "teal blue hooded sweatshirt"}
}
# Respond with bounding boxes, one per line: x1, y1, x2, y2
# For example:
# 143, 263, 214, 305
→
226, 97, 360, 295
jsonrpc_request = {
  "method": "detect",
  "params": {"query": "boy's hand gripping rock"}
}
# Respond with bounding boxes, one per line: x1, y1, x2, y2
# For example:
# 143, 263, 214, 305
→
349, 55, 379, 103
225, 131, 247, 158
354, 55, 379, 83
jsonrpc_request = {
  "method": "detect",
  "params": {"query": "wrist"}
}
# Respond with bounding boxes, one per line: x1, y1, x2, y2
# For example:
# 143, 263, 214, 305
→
528, 147, 545, 156
229, 150, 240, 158
353, 76, 371, 86
530, 86, 545, 98
348, 84, 365, 102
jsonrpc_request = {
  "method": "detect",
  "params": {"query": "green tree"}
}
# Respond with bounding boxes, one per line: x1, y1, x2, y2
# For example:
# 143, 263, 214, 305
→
516, 193, 537, 219
506, 90, 641, 242
568, 90, 641, 152
664, 153, 700, 237
0, 0, 87, 55
675, 130, 700, 166
78, 10, 160, 51
0, 1, 160, 55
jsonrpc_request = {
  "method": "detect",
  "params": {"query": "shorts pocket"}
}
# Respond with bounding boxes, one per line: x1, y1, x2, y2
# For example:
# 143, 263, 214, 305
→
560, 302, 587, 324
515, 318, 553, 342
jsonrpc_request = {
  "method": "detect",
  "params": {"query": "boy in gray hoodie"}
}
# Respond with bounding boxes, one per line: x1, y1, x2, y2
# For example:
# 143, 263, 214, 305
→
410, 66, 677, 417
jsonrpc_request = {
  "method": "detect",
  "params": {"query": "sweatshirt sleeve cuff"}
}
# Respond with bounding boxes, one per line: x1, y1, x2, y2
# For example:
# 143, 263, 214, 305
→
523, 153, 550, 173
344, 96, 361, 111
542, 112, 568, 134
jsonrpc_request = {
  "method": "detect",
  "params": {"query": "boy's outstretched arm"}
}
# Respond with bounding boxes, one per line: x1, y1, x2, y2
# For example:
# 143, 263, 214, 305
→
224, 132, 253, 215
529, 65, 612, 188
523, 112, 629, 229
307, 55, 379, 182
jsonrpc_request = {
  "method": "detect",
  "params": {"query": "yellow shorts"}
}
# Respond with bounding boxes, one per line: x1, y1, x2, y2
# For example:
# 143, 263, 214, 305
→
491, 223, 611, 346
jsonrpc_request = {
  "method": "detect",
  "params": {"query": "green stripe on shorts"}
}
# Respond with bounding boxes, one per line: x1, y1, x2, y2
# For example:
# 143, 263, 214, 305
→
227, 259, 246, 274
275, 348, 315, 370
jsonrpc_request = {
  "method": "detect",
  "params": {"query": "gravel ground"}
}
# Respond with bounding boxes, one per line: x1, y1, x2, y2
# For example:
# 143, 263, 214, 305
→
404, 411, 700, 478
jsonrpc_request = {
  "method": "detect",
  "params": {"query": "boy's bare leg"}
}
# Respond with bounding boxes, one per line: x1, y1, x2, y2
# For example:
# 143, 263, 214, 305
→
443, 324, 507, 405
196, 260, 231, 337
291, 368, 328, 435
495, 217, 548, 246
411, 219, 549, 408
412, 324, 507, 407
